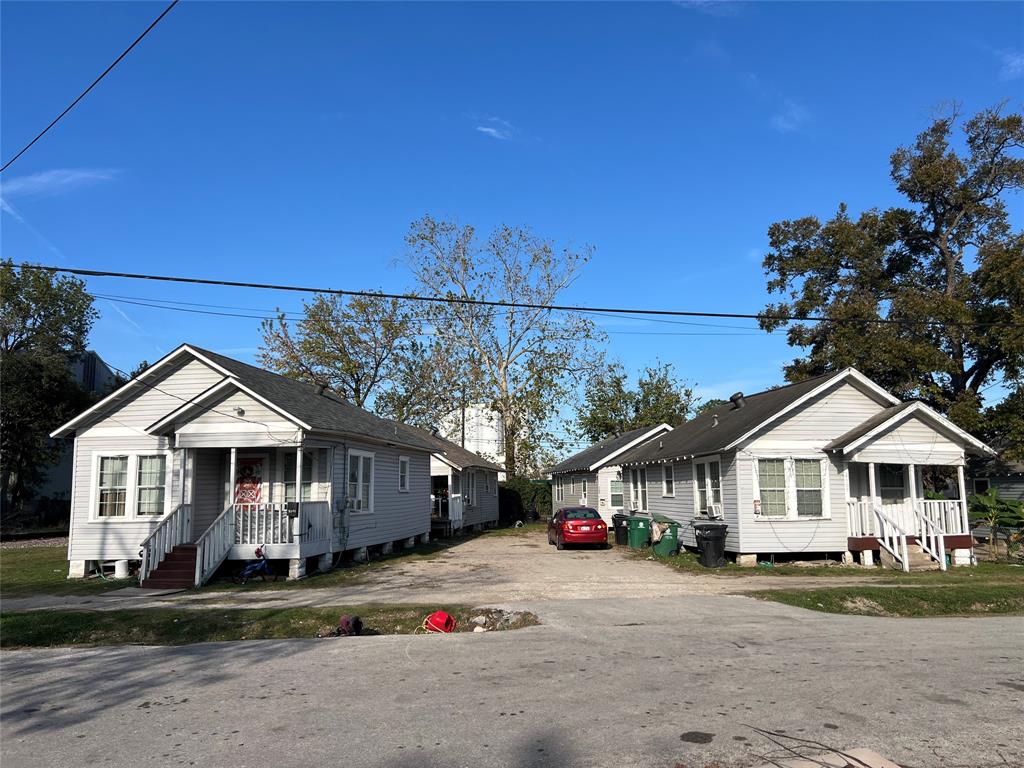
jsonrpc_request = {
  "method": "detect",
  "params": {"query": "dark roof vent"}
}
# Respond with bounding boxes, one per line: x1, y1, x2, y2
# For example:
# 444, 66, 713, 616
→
317, 384, 328, 396
730, 392, 746, 410
430, 426, 440, 437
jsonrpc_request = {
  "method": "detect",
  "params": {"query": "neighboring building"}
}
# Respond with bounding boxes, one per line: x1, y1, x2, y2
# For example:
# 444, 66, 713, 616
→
438, 403, 506, 479
546, 424, 673, 525
617, 369, 994, 571
51, 344, 439, 586
30, 351, 119, 527
400, 425, 502, 536
970, 453, 1024, 502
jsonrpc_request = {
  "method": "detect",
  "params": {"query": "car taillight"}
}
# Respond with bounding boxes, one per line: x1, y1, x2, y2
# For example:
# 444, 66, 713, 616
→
596, 523, 605, 530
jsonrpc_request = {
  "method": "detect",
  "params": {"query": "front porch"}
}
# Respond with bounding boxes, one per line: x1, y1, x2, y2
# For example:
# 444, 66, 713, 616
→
845, 460, 973, 571
140, 444, 337, 587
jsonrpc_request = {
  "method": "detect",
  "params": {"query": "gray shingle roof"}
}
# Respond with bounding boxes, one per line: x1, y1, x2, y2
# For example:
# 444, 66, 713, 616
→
190, 346, 437, 452
617, 371, 843, 465
547, 424, 670, 474
822, 401, 917, 451
396, 423, 504, 472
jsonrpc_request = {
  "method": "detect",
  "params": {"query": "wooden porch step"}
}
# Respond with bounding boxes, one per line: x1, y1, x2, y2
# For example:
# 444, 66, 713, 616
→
142, 544, 198, 588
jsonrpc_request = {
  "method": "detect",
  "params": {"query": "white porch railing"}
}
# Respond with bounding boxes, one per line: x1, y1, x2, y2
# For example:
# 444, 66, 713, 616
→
139, 504, 192, 584
914, 506, 947, 572
233, 502, 333, 545
875, 506, 910, 573
194, 504, 235, 586
847, 499, 967, 538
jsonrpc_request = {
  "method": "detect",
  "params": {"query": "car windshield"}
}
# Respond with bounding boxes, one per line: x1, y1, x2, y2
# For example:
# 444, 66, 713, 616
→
564, 508, 599, 520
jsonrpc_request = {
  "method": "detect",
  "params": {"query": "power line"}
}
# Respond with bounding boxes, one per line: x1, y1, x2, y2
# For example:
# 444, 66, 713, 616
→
0, 0, 180, 173
21, 263, 1024, 329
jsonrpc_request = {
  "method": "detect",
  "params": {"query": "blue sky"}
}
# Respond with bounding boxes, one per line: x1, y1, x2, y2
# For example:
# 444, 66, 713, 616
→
2, 1, 1022, 427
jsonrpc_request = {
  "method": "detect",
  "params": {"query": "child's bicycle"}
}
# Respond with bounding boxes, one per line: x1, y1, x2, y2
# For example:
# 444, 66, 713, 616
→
233, 544, 278, 584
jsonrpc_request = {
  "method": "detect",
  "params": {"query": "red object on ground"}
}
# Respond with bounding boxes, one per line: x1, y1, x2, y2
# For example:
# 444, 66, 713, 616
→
424, 610, 456, 633
547, 507, 608, 547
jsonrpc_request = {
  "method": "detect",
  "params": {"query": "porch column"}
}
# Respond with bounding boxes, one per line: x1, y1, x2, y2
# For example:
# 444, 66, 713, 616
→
295, 445, 303, 542
907, 464, 918, 525
229, 448, 237, 505
867, 462, 878, 511
956, 464, 969, 533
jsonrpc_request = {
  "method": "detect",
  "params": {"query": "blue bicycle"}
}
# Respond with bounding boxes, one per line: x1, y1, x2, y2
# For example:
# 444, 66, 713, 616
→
233, 545, 278, 584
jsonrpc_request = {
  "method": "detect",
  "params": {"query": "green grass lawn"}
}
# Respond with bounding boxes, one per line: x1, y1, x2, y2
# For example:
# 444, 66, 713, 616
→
0, 546, 130, 599
0, 604, 540, 648
756, 584, 1024, 617
478, 522, 548, 538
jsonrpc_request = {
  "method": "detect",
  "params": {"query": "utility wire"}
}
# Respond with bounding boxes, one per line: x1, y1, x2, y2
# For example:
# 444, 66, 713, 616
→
21, 264, 1024, 329
0, 0, 180, 174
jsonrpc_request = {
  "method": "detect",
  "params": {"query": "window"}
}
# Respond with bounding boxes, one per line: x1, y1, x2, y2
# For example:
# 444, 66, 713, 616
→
486, 472, 495, 495
570, 476, 577, 495
610, 479, 624, 508
794, 459, 823, 517
973, 478, 990, 495
638, 468, 648, 511
348, 451, 374, 512
879, 464, 905, 502
466, 471, 477, 506
283, 451, 314, 503
136, 455, 167, 516
754, 457, 830, 520
695, 458, 722, 516
757, 459, 787, 518
581, 478, 588, 501
398, 456, 410, 493
629, 468, 647, 510
98, 456, 129, 517
93, 452, 171, 520
554, 476, 563, 502
564, 508, 600, 520
663, 463, 675, 497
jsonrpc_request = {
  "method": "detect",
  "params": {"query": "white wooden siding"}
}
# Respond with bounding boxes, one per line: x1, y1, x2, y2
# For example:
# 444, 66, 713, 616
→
848, 415, 964, 466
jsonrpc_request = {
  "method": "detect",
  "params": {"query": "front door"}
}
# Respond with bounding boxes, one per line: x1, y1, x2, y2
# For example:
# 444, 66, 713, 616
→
234, 455, 268, 505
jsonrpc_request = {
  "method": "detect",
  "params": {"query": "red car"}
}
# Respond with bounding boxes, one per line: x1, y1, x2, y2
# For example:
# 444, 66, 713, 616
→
548, 506, 609, 550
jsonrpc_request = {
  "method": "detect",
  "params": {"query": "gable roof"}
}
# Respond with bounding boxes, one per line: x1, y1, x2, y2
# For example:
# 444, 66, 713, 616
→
397, 424, 503, 472
617, 369, 899, 465
824, 400, 994, 457
547, 424, 672, 474
53, 344, 436, 452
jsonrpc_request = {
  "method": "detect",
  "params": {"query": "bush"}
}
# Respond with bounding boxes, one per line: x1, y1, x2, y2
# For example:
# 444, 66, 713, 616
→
499, 475, 551, 524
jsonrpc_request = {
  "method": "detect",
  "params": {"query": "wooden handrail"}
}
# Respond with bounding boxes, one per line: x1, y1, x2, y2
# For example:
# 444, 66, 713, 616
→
139, 504, 192, 584
193, 504, 235, 586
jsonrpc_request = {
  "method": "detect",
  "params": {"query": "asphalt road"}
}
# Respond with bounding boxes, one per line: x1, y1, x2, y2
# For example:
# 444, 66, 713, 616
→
3, 595, 1023, 768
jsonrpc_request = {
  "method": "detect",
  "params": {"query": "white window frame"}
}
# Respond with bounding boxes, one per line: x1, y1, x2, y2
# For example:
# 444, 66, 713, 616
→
279, 449, 315, 504
662, 463, 675, 497
486, 471, 495, 495
554, 476, 564, 502
89, 450, 174, 522
580, 477, 588, 504
348, 449, 375, 514
466, 471, 477, 507
570, 475, 577, 495
751, 455, 831, 521
692, 456, 722, 517
398, 455, 410, 493
609, 477, 624, 508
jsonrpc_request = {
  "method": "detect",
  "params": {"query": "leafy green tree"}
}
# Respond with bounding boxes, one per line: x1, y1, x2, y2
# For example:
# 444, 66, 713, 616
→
760, 106, 1024, 436
406, 215, 603, 476
695, 398, 728, 415
0, 262, 97, 523
373, 339, 453, 428
576, 361, 697, 442
968, 488, 1024, 561
259, 293, 414, 408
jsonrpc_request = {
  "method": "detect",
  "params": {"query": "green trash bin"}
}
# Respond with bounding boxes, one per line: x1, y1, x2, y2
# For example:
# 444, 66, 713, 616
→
652, 521, 680, 556
627, 515, 650, 549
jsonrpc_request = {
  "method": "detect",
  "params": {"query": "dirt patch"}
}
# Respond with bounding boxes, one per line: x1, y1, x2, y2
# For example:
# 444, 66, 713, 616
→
840, 597, 894, 616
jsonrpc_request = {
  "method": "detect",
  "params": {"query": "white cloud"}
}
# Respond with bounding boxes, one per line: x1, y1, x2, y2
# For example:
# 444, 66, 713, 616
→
0, 167, 118, 201
997, 49, 1024, 80
770, 99, 811, 133
474, 116, 517, 141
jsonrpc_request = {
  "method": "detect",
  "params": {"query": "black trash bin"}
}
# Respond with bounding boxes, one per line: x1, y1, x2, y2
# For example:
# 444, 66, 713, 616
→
692, 522, 728, 568
611, 513, 630, 546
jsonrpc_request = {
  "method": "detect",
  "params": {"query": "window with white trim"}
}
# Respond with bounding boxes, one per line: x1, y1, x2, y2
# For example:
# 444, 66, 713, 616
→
629, 467, 648, 511
98, 456, 129, 517
135, 455, 167, 516
283, 450, 314, 503
879, 464, 905, 502
694, 458, 722, 516
486, 472, 495, 495
753, 456, 830, 520
610, 479, 624, 508
554, 476, 563, 502
398, 456, 410, 493
466, 471, 477, 506
581, 477, 588, 502
93, 452, 172, 520
570, 476, 577, 495
662, 463, 675, 497
348, 450, 374, 512
756, 459, 787, 518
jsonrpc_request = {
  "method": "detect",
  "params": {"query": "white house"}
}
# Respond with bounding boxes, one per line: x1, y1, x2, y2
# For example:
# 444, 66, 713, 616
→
51, 344, 439, 587
617, 369, 995, 571
546, 424, 673, 525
